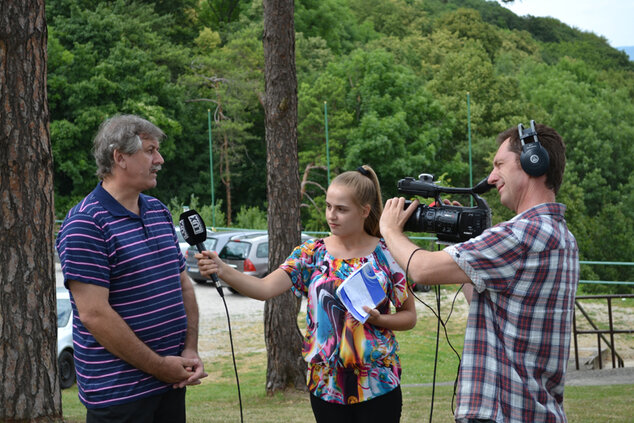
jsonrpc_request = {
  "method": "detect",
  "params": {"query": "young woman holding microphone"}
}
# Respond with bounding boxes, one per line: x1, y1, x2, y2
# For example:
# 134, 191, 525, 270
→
196, 165, 416, 423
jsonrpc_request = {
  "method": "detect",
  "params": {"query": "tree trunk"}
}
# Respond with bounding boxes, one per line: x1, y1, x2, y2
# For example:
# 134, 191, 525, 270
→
0, 0, 61, 421
213, 90, 233, 226
262, 0, 306, 393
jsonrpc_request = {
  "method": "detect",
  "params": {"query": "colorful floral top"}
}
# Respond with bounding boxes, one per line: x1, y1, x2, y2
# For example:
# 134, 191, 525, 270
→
280, 238, 409, 404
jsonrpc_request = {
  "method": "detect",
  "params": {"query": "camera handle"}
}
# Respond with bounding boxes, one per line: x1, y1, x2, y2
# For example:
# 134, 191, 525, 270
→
399, 175, 494, 199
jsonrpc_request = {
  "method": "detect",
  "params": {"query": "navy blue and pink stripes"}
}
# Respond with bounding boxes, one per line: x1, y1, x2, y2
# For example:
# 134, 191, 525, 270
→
56, 183, 187, 408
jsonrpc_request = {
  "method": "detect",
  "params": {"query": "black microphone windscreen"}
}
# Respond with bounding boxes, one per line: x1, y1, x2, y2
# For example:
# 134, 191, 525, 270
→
179, 210, 207, 246
179, 209, 222, 291
472, 176, 495, 194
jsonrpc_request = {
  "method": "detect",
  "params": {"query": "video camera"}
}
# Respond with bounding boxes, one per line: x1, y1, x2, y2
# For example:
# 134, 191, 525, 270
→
398, 173, 494, 243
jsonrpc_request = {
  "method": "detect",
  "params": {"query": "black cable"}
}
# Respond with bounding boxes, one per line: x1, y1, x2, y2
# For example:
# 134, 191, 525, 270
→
446, 285, 463, 413
404, 247, 463, 421
218, 290, 244, 423
429, 284, 441, 423
405, 248, 437, 422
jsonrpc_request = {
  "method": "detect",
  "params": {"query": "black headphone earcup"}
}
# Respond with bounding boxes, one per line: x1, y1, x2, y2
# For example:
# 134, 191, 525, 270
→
520, 142, 550, 176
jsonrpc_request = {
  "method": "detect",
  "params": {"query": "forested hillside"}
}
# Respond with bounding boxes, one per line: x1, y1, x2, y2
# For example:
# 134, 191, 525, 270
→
46, 0, 633, 291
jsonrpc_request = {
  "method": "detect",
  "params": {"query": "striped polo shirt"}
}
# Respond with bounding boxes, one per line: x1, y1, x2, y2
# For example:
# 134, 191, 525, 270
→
56, 183, 187, 409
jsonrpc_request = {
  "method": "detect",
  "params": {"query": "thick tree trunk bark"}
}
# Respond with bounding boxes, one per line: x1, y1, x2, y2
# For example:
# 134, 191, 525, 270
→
0, 1, 61, 421
262, 0, 306, 394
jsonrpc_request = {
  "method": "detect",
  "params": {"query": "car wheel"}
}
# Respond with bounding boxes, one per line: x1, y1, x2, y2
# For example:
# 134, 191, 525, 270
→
58, 349, 76, 389
414, 283, 432, 293
193, 278, 208, 285
228, 287, 238, 294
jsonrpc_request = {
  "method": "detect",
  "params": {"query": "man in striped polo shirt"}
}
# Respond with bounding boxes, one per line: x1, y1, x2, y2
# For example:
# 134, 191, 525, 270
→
380, 122, 579, 422
56, 115, 207, 422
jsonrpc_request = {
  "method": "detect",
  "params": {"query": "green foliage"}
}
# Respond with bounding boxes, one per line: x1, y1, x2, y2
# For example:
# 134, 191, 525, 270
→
518, 58, 634, 214
348, 0, 432, 39
180, 21, 267, 211
190, 195, 228, 230
234, 206, 267, 230
300, 195, 328, 233
194, 27, 222, 53
436, 8, 502, 60
295, 0, 370, 54
48, 0, 190, 212
579, 204, 633, 294
168, 195, 227, 229
168, 196, 186, 225
197, 0, 246, 32
47, 0, 634, 292
299, 47, 457, 197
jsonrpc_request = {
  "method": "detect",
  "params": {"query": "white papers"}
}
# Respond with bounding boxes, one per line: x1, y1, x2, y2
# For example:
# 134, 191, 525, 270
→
336, 262, 387, 323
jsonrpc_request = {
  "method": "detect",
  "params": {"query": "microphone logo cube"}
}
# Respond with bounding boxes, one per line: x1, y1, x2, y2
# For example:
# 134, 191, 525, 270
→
188, 214, 205, 235
179, 220, 188, 241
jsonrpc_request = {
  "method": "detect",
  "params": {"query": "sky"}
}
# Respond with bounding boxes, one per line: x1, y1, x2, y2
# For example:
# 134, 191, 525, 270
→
497, 0, 634, 47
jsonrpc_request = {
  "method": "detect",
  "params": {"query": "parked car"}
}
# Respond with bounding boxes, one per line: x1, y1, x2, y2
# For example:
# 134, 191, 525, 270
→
174, 225, 190, 256
218, 232, 313, 293
185, 231, 260, 284
56, 288, 75, 389
174, 225, 214, 257
413, 282, 432, 293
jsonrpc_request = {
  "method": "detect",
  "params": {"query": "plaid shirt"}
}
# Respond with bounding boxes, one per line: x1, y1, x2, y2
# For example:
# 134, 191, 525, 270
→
445, 203, 579, 422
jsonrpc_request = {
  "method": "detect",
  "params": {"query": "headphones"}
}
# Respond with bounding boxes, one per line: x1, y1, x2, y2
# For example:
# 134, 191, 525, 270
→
518, 120, 549, 176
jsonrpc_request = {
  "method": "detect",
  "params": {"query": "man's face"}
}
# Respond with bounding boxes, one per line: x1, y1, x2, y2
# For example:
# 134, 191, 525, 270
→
121, 136, 164, 191
488, 139, 529, 213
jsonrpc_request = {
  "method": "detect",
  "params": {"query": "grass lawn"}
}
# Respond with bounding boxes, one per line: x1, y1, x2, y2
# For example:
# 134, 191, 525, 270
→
61, 383, 634, 422
61, 288, 633, 422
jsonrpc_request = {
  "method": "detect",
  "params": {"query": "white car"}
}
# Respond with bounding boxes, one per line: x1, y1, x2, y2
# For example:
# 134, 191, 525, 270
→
56, 288, 75, 389
174, 225, 191, 256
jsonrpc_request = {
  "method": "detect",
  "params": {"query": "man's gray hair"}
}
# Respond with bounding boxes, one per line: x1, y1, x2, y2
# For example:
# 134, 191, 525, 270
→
93, 114, 166, 180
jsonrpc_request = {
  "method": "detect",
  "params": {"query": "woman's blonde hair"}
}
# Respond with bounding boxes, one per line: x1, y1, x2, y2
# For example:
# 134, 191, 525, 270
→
330, 165, 383, 237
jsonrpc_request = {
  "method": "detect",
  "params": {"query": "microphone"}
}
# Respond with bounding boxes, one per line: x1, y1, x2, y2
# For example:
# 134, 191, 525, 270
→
179, 210, 223, 296
472, 176, 495, 194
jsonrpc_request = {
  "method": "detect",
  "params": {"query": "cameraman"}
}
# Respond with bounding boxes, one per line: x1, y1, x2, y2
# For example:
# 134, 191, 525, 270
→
380, 123, 579, 423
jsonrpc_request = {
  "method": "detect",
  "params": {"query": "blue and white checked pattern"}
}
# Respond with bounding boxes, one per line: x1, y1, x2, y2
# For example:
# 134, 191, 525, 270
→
445, 203, 579, 422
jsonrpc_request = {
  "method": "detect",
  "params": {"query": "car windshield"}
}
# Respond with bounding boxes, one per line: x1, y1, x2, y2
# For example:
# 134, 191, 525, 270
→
188, 238, 217, 252
219, 241, 250, 259
206, 238, 218, 251
57, 298, 72, 327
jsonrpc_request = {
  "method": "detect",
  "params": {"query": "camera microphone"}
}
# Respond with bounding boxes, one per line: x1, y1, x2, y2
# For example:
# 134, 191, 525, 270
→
179, 209, 223, 296
472, 176, 495, 194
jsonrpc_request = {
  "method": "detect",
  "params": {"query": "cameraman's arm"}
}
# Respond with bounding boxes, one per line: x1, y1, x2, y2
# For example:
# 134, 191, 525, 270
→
461, 283, 473, 304
381, 197, 472, 286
